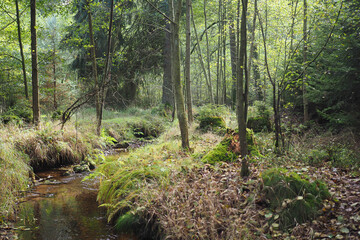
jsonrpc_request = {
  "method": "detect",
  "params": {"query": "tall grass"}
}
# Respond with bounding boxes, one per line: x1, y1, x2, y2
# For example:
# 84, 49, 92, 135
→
0, 121, 104, 220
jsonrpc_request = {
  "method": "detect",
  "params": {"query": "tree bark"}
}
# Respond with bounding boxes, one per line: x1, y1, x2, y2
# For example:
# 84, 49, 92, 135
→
30, 0, 40, 126
185, 0, 193, 123
97, 0, 114, 135
303, 0, 309, 122
191, 7, 214, 104
229, 21, 237, 109
171, 0, 190, 150
237, 0, 249, 177
203, 0, 213, 103
16, 0, 28, 100
162, 22, 174, 108
86, 0, 101, 135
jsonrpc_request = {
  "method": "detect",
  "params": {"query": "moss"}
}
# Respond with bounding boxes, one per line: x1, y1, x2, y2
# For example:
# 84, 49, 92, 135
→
201, 137, 238, 164
262, 168, 330, 229
247, 116, 271, 132
198, 116, 226, 132
246, 128, 262, 158
201, 129, 262, 165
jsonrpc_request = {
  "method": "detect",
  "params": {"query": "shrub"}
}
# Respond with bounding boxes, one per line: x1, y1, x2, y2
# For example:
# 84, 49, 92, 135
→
262, 168, 330, 229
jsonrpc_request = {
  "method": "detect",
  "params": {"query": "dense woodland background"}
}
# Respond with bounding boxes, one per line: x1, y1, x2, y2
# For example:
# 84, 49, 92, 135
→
0, 0, 359, 132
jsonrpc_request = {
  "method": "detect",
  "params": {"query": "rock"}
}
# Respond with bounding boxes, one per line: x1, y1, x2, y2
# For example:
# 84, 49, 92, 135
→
73, 164, 90, 173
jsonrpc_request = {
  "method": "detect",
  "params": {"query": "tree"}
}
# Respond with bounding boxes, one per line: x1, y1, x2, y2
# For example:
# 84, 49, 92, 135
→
237, 0, 249, 177
15, 0, 28, 100
85, 0, 101, 135
170, 0, 190, 150
31, 0, 40, 126
185, 0, 193, 123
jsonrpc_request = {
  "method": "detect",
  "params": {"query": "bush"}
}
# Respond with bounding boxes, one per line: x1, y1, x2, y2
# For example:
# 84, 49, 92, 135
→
262, 168, 330, 229
0, 100, 32, 124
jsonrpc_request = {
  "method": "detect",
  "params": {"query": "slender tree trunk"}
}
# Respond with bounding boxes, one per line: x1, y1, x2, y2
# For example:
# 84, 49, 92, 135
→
204, 0, 213, 103
97, 0, 114, 135
191, 7, 214, 104
16, 0, 28, 100
30, 0, 40, 126
247, 0, 257, 108
86, 0, 100, 135
222, 5, 227, 105
53, 45, 57, 111
229, 19, 237, 109
303, 0, 309, 122
185, 0, 193, 123
162, 22, 174, 107
237, 0, 249, 177
171, 0, 190, 150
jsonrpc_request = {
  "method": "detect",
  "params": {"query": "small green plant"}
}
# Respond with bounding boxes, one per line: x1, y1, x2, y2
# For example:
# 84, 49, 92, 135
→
262, 168, 330, 229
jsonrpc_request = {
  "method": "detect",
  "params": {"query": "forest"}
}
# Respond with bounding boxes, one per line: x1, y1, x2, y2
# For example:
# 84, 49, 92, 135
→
0, 0, 359, 239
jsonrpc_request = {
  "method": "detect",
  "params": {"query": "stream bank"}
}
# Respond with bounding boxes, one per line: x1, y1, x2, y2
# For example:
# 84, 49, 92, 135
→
11, 167, 137, 240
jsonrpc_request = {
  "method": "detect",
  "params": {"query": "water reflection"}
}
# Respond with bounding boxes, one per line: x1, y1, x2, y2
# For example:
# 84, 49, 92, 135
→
15, 170, 135, 240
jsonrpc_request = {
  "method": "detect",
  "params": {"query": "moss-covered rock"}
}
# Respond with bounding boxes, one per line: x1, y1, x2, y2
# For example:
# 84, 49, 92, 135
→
247, 116, 271, 132
262, 168, 330, 229
201, 137, 238, 164
201, 129, 262, 165
198, 116, 226, 132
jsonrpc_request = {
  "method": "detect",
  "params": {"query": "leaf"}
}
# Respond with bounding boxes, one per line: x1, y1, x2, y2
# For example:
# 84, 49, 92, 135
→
340, 227, 349, 234
265, 213, 273, 219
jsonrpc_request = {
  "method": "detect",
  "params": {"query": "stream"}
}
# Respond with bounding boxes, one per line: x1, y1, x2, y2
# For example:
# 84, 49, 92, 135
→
14, 167, 136, 240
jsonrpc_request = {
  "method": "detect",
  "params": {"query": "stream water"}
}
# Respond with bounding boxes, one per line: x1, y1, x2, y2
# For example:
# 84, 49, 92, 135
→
14, 168, 136, 240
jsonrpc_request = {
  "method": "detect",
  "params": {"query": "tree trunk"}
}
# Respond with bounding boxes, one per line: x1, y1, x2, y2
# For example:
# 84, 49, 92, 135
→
191, 7, 214, 104
16, 0, 28, 100
303, 0, 309, 122
237, 0, 249, 177
86, 0, 100, 135
185, 0, 193, 123
97, 0, 114, 135
229, 21, 237, 109
162, 23, 174, 107
203, 0, 213, 103
171, 0, 190, 150
30, 0, 40, 126
53, 45, 57, 111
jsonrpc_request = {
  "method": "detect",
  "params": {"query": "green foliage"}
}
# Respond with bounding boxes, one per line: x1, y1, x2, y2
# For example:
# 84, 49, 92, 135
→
262, 168, 330, 229
0, 100, 32, 124
114, 212, 141, 233
197, 104, 229, 119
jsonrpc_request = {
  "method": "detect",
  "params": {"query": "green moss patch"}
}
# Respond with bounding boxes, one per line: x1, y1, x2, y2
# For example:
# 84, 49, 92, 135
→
247, 116, 271, 132
202, 129, 262, 165
262, 168, 330, 229
198, 116, 226, 132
